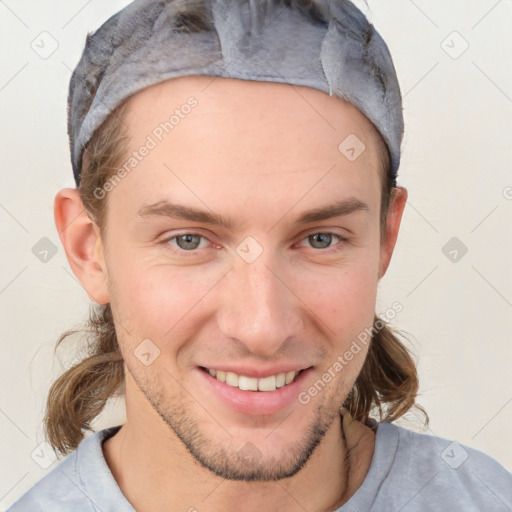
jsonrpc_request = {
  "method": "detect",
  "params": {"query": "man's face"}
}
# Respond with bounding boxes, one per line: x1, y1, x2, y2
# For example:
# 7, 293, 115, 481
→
99, 76, 397, 481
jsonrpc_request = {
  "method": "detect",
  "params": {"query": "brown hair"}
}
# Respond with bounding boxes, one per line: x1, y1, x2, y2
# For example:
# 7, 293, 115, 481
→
45, 0, 427, 456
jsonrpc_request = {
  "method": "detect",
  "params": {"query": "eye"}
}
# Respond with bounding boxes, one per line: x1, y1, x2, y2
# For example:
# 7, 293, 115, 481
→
166, 233, 210, 251
298, 232, 346, 251
160, 231, 347, 256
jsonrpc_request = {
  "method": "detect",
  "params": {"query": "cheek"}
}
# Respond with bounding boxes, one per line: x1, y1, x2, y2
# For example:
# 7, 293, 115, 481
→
296, 258, 379, 335
108, 252, 224, 339
299, 262, 377, 395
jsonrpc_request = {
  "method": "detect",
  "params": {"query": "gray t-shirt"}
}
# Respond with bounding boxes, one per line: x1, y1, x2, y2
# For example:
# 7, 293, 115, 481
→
7, 422, 512, 511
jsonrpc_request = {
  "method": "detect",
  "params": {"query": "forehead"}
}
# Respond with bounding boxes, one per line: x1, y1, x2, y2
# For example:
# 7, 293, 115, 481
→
109, 76, 383, 222
123, 75, 381, 145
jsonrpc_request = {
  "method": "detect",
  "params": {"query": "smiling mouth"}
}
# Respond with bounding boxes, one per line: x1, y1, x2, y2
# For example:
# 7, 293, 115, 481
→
199, 366, 308, 392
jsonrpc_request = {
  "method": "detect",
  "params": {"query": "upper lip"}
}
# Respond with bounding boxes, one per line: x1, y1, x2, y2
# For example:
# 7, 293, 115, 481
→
200, 365, 312, 379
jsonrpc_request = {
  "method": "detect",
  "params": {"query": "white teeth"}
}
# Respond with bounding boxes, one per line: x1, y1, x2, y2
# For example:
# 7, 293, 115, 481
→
276, 373, 286, 388
258, 375, 276, 392
225, 371, 239, 387
285, 371, 296, 385
207, 368, 300, 392
239, 376, 258, 391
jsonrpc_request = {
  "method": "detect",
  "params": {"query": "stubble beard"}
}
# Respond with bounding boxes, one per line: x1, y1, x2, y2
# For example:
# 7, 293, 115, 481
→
127, 364, 350, 482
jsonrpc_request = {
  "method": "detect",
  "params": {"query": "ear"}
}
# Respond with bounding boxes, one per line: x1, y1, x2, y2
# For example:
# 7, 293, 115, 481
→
54, 188, 110, 304
378, 186, 407, 279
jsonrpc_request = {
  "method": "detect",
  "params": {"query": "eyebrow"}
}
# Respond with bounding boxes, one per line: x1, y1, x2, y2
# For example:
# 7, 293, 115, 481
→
136, 197, 369, 230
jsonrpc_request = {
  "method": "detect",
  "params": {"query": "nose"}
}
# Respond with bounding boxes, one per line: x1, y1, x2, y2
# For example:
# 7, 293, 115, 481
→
216, 251, 304, 357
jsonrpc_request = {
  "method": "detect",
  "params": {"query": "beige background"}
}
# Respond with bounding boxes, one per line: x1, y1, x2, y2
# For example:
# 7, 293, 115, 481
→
1, 0, 511, 508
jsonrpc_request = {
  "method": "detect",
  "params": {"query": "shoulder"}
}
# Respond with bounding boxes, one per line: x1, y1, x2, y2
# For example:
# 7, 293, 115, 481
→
373, 422, 512, 511
6, 447, 84, 511
6, 426, 128, 512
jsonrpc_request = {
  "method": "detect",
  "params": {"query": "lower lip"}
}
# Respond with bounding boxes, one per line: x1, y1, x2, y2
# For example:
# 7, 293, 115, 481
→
195, 367, 312, 416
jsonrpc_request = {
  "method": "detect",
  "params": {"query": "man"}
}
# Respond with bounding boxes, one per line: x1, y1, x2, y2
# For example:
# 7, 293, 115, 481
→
8, 0, 512, 511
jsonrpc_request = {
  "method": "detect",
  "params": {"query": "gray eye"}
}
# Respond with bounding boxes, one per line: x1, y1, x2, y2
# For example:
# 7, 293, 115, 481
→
176, 234, 202, 250
308, 233, 333, 249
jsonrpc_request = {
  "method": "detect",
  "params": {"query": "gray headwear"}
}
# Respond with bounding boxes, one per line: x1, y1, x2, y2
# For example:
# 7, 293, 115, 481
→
68, 0, 404, 187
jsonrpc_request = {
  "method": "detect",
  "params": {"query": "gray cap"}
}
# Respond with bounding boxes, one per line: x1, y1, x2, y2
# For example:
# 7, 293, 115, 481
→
68, 0, 404, 187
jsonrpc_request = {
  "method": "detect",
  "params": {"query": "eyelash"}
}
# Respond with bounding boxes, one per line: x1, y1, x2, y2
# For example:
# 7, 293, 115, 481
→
160, 231, 348, 257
